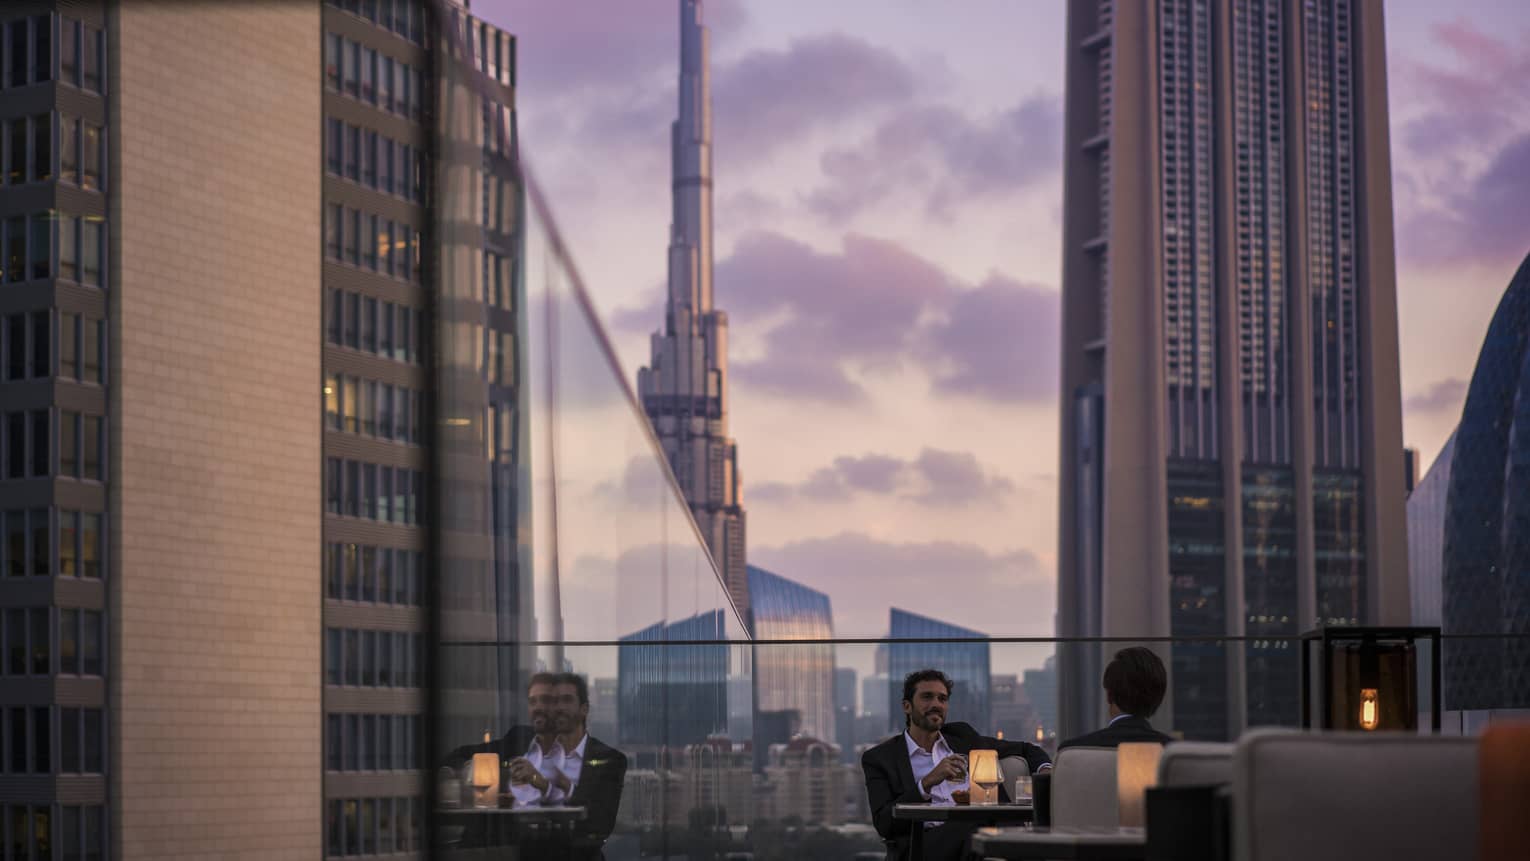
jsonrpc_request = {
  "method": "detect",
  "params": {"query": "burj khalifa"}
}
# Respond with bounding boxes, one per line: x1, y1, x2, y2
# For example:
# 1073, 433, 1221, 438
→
637, 0, 749, 623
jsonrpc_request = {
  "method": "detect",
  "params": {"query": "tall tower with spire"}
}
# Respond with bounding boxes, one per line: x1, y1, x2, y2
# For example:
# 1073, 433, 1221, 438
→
638, 0, 749, 622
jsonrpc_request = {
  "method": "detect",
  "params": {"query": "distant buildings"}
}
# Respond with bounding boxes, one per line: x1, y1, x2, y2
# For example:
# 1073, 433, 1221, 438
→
1024, 656, 1059, 743
885, 609, 990, 735
1443, 253, 1530, 710
835, 667, 858, 764
1407, 433, 1455, 629
749, 566, 836, 743
618, 610, 730, 746
1058, 0, 1411, 740
989, 673, 1039, 741
761, 738, 851, 826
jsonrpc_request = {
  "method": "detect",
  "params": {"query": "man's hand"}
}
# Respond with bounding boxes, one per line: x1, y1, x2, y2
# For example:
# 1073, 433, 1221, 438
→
507, 758, 548, 792
920, 754, 968, 794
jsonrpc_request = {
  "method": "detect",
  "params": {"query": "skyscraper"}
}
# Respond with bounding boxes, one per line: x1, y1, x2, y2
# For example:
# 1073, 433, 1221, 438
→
748, 565, 835, 742
1057, 0, 1409, 741
637, 0, 748, 620
1407, 432, 1454, 629
885, 609, 991, 735
0, 2, 519, 856
1443, 252, 1530, 711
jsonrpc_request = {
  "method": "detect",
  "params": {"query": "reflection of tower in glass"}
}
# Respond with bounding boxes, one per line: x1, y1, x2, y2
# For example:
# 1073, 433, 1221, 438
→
886, 609, 991, 735
432, 2, 535, 750
748, 566, 836, 744
1056, 0, 1410, 741
637, 0, 749, 622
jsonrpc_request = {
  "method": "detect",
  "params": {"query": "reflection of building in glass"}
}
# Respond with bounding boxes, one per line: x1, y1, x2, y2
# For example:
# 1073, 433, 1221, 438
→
1058, 0, 1410, 741
636, 0, 749, 621
1444, 253, 1530, 710
859, 674, 893, 745
618, 610, 729, 746
749, 565, 836, 743
761, 738, 849, 825
590, 677, 620, 743
885, 609, 991, 734
1407, 433, 1454, 628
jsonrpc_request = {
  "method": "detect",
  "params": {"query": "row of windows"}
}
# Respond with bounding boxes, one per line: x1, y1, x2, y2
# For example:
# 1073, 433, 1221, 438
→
325, 119, 428, 204
324, 205, 422, 284
325, 34, 429, 122
2, 706, 105, 778
4, 311, 107, 384
0, 212, 107, 287
325, 543, 425, 607
482, 250, 514, 311
4, 608, 105, 678
4, 509, 106, 579
326, 0, 430, 47
1, 114, 106, 191
325, 373, 423, 444
326, 289, 425, 365
1, 14, 103, 94
325, 713, 422, 772
326, 796, 423, 858
3, 410, 105, 482
325, 458, 425, 525
324, 628, 424, 689
6, 804, 106, 861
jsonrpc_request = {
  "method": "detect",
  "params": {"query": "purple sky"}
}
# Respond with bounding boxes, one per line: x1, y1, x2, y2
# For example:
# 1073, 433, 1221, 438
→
477, 0, 1530, 646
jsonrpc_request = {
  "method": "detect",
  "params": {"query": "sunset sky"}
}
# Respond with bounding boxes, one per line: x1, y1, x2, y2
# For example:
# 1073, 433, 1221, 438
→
477, 0, 1530, 644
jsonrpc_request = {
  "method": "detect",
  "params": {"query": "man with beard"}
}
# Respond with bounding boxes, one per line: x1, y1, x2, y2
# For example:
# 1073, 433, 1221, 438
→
542, 672, 628, 860
444, 672, 564, 807
862, 669, 1053, 861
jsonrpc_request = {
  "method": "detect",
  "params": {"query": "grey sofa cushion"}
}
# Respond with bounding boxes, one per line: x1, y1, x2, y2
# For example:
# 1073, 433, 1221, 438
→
1158, 741, 1234, 787
1052, 746, 1118, 828
1233, 729, 1478, 861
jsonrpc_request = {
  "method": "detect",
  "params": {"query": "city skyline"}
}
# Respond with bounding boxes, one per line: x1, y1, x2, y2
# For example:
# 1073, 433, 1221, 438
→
480, 0, 1530, 646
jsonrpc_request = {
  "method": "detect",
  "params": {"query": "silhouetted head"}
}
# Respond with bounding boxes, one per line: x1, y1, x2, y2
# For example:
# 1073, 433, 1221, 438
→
1103, 647, 1167, 717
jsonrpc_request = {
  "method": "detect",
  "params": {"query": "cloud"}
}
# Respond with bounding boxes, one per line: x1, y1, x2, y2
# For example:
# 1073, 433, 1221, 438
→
748, 448, 1015, 508
1394, 21, 1530, 265
1404, 378, 1469, 416
805, 94, 1062, 222
712, 231, 1059, 405
475, 0, 747, 97
713, 34, 918, 163
751, 532, 1052, 638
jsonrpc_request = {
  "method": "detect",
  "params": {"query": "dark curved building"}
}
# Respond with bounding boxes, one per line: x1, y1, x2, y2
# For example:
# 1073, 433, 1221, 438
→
1443, 251, 1530, 710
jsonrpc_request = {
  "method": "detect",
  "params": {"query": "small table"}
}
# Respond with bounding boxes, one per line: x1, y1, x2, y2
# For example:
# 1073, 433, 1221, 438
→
893, 802, 1033, 861
970, 825, 1147, 860
436, 805, 587, 855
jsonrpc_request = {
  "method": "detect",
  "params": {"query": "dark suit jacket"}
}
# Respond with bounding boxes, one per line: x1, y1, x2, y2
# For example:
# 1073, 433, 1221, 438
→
1058, 715, 1174, 750
861, 721, 1053, 860
446, 726, 628, 859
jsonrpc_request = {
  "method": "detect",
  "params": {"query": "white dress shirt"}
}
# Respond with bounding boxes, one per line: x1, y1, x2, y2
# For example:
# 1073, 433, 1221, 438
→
546, 734, 588, 805
905, 731, 960, 806
508, 737, 565, 809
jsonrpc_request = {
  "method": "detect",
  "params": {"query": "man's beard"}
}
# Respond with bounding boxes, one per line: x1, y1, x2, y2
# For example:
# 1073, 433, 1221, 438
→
912, 709, 944, 732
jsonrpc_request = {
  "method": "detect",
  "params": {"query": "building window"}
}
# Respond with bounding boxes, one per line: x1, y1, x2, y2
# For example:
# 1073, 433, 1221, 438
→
80, 513, 100, 579
7, 20, 26, 89
59, 214, 77, 280
83, 415, 102, 480
82, 25, 102, 92
83, 318, 102, 381
29, 213, 49, 280
59, 412, 78, 478
82, 122, 102, 190
31, 114, 50, 183
81, 217, 103, 285
60, 18, 80, 86
60, 606, 78, 672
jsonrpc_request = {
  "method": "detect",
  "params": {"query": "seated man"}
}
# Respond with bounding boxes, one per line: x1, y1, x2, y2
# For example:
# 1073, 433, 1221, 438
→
1059, 646, 1174, 750
863, 669, 1052, 861
444, 672, 627, 859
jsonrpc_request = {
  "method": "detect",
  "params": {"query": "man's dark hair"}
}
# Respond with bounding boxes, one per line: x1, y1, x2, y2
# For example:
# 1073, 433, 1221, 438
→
902, 669, 954, 720
556, 672, 590, 707
528, 672, 560, 692
1103, 647, 1167, 717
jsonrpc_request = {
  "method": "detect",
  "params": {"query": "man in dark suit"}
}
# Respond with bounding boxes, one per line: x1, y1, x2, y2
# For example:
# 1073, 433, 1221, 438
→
862, 669, 1053, 861
1059, 646, 1175, 750
444, 672, 628, 859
